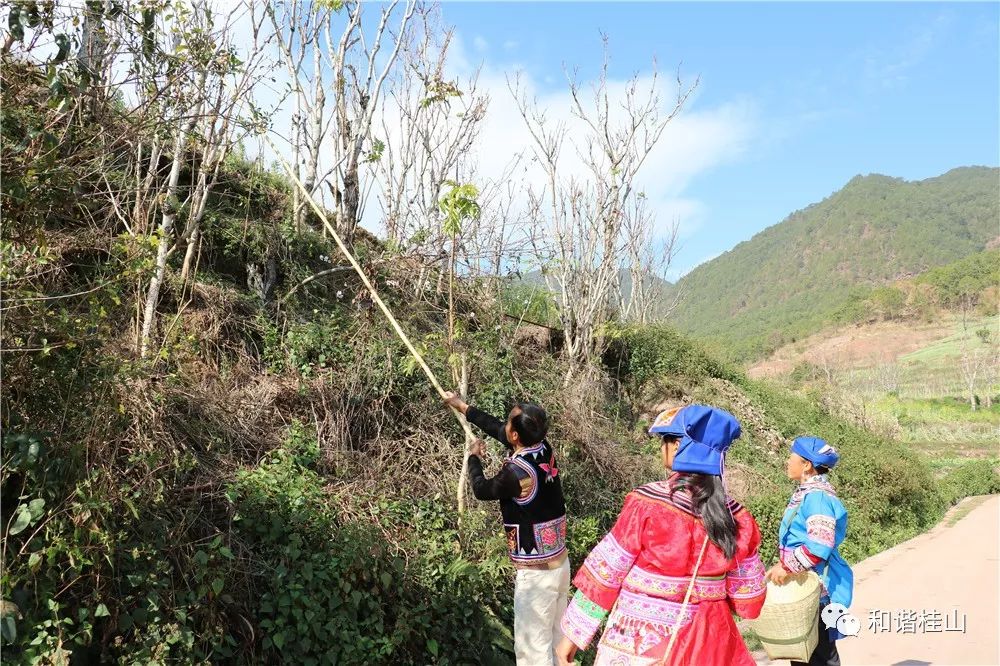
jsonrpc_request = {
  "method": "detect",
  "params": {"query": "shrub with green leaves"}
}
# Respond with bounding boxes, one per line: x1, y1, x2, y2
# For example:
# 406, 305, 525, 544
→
938, 459, 1000, 506
602, 323, 738, 390
227, 437, 514, 665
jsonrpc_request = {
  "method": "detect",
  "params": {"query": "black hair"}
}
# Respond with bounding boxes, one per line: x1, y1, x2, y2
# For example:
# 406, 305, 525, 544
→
815, 464, 831, 475
670, 472, 738, 560
510, 403, 548, 446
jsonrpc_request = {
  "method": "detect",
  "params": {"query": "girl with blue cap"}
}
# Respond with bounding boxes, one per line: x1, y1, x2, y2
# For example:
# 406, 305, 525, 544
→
766, 436, 854, 666
555, 405, 767, 666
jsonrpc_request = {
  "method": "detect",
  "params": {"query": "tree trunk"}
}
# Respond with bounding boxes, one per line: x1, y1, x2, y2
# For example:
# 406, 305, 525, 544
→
179, 227, 200, 285
301, 52, 325, 231
340, 156, 361, 246
139, 107, 198, 358
77, 0, 109, 112
139, 220, 175, 359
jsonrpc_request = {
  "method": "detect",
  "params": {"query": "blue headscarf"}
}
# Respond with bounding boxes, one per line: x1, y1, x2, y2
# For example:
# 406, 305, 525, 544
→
791, 436, 840, 470
649, 405, 742, 476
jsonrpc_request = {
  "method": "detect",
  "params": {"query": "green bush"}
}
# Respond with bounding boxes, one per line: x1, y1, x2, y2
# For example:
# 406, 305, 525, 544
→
1, 424, 241, 665
8, 57, 990, 664
737, 379, 947, 561
228, 438, 514, 665
744, 491, 793, 566
603, 324, 738, 389
938, 459, 1000, 506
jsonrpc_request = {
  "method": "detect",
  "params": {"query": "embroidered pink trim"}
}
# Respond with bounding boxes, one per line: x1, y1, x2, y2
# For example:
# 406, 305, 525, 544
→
561, 595, 604, 649
780, 546, 810, 573
726, 552, 766, 599
806, 514, 836, 548
623, 566, 726, 602
583, 533, 636, 590
614, 589, 699, 626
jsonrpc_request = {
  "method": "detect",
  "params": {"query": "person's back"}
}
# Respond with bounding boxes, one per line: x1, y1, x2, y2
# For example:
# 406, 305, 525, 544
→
443, 392, 570, 665
562, 476, 766, 665
557, 405, 767, 666
496, 439, 567, 568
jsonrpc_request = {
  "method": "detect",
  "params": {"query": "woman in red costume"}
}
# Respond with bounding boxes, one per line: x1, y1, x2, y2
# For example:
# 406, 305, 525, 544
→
556, 405, 767, 666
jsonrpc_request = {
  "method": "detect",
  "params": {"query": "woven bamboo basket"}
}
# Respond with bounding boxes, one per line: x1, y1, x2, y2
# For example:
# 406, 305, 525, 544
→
749, 572, 821, 661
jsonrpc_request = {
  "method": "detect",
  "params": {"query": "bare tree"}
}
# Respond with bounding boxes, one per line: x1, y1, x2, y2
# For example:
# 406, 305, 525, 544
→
264, 0, 416, 245
75, 0, 115, 113
983, 343, 998, 409
266, 0, 330, 231
959, 335, 988, 411
328, 0, 417, 245
870, 355, 901, 396
817, 352, 838, 386
618, 194, 680, 324
178, 6, 273, 286
459, 162, 537, 296
135, 5, 208, 358
375, 10, 487, 249
136, 1, 272, 357
513, 45, 696, 373
369, 7, 494, 304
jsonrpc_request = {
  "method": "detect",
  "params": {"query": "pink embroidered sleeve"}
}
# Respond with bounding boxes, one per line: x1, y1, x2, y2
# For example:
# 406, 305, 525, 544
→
726, 512, 767, 618
573, 530, 638, 609
726, 552, 766, 618
562, 494, 644, 647
806, 514, 837, 549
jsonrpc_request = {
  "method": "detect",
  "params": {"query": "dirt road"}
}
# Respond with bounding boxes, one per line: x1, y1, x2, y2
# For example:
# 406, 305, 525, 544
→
755, 495, 999, 666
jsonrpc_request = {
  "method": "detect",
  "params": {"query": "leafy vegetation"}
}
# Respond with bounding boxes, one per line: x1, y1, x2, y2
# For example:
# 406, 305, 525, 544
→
668, 168, 1000, 361
938, 460, 1000, 507
764, 311, 998, 483
2, 10, 996, 665
4, 114, 990, 661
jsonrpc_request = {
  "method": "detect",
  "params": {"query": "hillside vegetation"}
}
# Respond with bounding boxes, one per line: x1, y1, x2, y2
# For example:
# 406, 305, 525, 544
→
669, 168, 1000, 361
2, 7, 997, 666
4, 141, 993, 662
747, 249, 999, 473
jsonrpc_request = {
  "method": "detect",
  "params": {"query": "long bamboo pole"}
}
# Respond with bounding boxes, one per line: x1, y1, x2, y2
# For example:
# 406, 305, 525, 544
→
263, 135, 479, 478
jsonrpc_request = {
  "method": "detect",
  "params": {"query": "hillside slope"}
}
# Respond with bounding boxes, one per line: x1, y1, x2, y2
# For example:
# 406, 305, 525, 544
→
3, 59, 996, 664
670, 166, 999, 360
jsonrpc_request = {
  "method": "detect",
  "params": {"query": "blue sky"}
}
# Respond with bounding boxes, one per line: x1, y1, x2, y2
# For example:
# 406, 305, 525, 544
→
438, 2, 1000, 278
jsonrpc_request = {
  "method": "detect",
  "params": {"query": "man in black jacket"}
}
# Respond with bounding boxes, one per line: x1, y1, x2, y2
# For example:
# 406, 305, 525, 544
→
445, 391, 570, 665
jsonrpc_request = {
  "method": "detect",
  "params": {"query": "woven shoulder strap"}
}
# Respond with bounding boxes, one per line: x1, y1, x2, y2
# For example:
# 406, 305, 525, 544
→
660, 535, 710, 664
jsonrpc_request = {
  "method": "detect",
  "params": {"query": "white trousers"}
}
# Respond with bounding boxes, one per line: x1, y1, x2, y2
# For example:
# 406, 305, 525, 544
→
513, 558, 571, 666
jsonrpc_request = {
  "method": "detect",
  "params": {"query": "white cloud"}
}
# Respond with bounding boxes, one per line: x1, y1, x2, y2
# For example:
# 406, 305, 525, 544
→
440, 34, 756, 245
235, 13, 756, 255
862, 11, 954, 90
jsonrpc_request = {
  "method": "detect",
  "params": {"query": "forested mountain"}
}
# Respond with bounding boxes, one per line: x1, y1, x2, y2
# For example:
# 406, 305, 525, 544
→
669, 167, 1000, 360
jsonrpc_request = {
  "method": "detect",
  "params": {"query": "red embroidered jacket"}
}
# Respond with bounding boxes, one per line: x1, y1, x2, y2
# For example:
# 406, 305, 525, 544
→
561, 477, 767, 664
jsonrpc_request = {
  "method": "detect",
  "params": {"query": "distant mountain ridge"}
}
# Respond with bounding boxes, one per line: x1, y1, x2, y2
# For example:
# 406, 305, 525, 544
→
667, 166, 1000, 360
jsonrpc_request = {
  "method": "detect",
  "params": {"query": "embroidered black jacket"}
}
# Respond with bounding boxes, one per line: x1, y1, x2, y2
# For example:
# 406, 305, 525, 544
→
464, 405, 567, 568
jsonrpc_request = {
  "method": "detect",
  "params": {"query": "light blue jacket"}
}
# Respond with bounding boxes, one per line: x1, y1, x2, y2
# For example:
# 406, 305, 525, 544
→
779, 478, 854, 641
